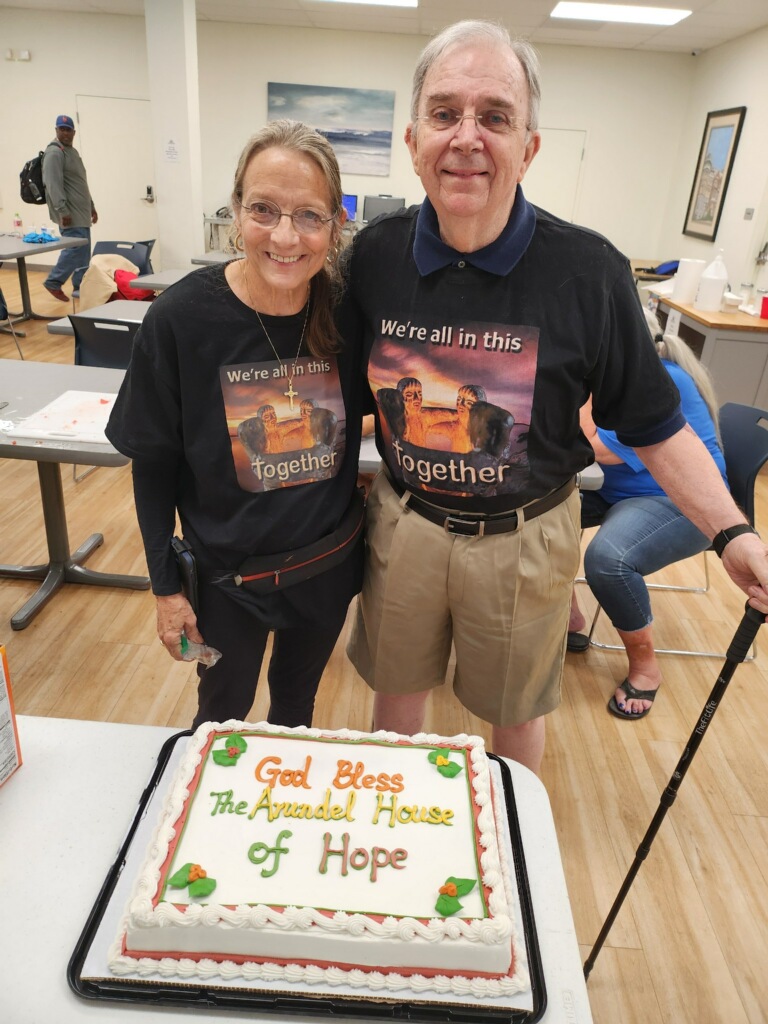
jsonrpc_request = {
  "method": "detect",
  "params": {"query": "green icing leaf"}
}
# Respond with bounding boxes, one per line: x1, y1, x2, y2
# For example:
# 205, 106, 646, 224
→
212, 749, 239, 766
437, 761, 462, 778
446, 876, 477, 897
189, 876, 217, 898
226, 733, 248, 753
436, 893, 462, 916
168, 864, 194, 888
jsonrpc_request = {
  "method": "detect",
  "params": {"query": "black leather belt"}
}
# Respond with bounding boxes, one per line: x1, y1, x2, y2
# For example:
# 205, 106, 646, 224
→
385, 472, 576, 537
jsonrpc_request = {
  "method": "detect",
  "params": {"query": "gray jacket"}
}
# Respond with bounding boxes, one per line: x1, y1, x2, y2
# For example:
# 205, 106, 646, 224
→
43, 139, 95, 227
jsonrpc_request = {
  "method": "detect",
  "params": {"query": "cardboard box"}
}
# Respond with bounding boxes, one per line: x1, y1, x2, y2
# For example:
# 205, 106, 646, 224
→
0, 645, 22, 787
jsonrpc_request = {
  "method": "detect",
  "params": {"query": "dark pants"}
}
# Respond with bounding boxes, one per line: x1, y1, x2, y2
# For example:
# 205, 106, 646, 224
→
191, 581, 349, 729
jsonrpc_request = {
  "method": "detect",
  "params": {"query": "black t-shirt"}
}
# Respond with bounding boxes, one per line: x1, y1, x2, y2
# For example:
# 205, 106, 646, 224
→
343, 201, 683, 514
106, 263, 365, 615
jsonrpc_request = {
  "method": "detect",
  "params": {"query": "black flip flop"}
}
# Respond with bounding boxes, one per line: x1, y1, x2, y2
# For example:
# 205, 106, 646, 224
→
607, 678, 659, 720
567, 631, 590, 653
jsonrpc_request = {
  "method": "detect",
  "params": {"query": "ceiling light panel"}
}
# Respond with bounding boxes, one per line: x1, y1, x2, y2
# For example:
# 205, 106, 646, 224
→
551, 3, 691, 26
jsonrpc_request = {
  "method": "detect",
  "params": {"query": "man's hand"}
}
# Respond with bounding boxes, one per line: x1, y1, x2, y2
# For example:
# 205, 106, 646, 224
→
156, 593, 205, 660
61, 215, 72, 228
721, 532, 768, 615
91, 209, 98, 225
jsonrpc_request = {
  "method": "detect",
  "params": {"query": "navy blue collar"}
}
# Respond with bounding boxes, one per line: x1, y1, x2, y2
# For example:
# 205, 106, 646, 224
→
413, 186, 537, 277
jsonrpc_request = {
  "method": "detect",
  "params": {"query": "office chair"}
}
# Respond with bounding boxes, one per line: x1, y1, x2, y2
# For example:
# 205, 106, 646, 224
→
136, 239, 156, 274
92, 241, 151, 275
73, 241, 152, 312
71, 314, 139, 369
70, 314, 138, 480
0, 286, 24, 359
583, 402, 768, 659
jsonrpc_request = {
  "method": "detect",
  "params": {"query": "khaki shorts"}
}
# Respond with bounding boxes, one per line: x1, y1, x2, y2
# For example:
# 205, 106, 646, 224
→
348, 472, 582, 727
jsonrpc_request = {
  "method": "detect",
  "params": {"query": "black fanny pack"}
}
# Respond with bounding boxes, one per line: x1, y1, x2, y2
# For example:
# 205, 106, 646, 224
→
233, 489, 366, 594
171, 535, 199, 612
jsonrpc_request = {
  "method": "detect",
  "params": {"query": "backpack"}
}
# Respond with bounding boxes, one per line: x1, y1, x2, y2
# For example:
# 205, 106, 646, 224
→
20, 151, 47, 205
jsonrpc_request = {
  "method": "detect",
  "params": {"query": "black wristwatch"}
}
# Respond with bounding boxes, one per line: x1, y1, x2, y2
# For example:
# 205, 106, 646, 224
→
712, 524, 759, 558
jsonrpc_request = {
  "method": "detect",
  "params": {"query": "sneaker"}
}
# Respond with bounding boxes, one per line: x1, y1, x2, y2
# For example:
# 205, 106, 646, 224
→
44, 284, 69, 302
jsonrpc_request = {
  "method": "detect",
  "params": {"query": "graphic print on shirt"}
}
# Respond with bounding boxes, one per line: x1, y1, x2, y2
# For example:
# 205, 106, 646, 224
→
221, 355, 345, 492
369, 317, 539, 498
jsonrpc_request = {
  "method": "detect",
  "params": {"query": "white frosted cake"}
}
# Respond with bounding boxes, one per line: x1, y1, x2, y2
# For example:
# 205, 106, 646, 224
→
109, 720, 529, 1001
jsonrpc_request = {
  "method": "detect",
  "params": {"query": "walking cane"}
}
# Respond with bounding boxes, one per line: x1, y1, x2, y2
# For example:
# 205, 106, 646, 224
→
583, 602, 764, 981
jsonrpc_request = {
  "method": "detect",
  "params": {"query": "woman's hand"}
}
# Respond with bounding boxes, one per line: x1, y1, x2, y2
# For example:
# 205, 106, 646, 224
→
156, 593, 205, 660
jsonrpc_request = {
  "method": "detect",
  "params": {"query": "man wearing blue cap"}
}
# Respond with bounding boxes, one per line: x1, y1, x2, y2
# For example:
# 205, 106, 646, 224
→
42, 114, 98, 301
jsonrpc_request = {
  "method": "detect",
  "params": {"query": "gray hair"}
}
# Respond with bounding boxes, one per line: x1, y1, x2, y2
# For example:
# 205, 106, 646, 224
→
644, 307, 722, 445
410, 20, 541, 132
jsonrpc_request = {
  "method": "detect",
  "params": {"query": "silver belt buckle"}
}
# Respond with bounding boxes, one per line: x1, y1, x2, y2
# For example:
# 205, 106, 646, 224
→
443, 515, 485, 537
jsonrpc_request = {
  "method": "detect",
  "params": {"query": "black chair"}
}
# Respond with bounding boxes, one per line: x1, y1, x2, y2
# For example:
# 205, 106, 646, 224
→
583, 401, 768, 659
92, 240, 152, 275
71, 314, 139, 369
73, 241, 152, 311
136, 239, 156, 275
69, 314, 138, 480
0, 286, 24, 359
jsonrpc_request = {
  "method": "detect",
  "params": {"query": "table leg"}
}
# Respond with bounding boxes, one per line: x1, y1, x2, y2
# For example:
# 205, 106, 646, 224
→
0, 461, 150, 630
0, 256, 59, 332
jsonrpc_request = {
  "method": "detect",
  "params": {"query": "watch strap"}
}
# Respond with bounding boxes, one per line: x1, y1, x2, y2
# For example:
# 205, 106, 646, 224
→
712, 524, 759, 558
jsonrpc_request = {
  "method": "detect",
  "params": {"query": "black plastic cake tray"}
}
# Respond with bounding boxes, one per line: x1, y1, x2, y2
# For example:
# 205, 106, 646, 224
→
68, 730, 546, 1022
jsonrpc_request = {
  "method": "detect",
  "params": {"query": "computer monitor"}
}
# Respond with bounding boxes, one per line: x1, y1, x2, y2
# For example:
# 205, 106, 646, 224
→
341, 193, 358, 222
362, 194, 405, 223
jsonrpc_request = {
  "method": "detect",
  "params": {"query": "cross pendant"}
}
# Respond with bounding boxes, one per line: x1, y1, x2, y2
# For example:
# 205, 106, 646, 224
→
284, 379, 299, 410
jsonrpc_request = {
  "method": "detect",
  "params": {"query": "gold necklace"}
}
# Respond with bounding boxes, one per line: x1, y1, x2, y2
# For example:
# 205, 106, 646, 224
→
241, 262, 310, 411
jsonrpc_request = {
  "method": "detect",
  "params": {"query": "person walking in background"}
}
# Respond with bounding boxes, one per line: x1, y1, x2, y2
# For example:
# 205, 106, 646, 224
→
42, 114, 98, 301
568, 309, 728, 720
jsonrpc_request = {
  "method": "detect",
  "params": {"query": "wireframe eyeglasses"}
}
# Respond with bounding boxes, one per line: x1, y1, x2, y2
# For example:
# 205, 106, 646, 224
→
417, 108, 529, 135
237, 198, 335, 235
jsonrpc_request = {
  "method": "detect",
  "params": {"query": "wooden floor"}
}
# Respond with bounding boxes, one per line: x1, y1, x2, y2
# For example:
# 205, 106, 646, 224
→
2, 266, 767, 1023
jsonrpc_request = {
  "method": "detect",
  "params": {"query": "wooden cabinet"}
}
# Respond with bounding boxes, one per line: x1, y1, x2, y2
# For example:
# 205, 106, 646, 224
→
655, 297, 768, 407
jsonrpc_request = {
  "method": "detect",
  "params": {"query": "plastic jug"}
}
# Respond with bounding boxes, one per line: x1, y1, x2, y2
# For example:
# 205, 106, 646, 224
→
694, 250, 729, 312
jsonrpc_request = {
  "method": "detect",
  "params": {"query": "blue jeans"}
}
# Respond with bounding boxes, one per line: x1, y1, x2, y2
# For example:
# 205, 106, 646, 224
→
45, 226, 91, 290
582, 491, 710, 633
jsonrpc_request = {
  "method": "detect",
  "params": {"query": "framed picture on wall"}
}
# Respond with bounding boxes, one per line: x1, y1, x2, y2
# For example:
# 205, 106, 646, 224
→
683, 106, 746, 241
267, 82, 395, 176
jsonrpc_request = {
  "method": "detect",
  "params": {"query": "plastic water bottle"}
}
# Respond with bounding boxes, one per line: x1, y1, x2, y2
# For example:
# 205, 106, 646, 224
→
694, 250, 729, 312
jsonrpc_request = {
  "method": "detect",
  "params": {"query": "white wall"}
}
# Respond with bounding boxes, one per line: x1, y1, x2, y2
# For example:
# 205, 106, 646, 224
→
1, 8, 148, 266
197, 23, 426, 219
657, 24, 768, 290
1, 6, 766, 278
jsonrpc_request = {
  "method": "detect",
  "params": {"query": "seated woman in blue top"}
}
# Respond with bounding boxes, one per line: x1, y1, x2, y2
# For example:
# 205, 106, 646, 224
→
569, 308, 728, 719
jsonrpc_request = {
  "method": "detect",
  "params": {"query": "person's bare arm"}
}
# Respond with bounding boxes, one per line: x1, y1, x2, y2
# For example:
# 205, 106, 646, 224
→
637, 425, 768, 613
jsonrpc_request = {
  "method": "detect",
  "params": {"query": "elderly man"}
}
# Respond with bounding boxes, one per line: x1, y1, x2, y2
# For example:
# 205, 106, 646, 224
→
344, 19, 768, 773
42, 114, 98, 301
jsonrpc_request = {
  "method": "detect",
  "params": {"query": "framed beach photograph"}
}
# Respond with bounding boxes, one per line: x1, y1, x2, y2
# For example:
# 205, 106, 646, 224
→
683, 106, 746, 241
268, 82, 395, 176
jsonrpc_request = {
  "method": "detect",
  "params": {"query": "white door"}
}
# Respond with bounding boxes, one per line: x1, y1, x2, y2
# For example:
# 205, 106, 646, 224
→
75, 94, 159, 262
523, 127, 586, 223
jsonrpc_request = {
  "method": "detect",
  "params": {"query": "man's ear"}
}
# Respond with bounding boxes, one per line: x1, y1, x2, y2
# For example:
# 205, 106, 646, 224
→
517, 130, 542, 184
405, 122, 420, 174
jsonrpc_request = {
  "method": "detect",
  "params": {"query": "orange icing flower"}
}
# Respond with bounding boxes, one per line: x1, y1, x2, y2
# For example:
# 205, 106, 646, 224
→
439, 882, 458, 897
435, 755, 450, 767
227, 745, 240, 758
188, 864, 207, 882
